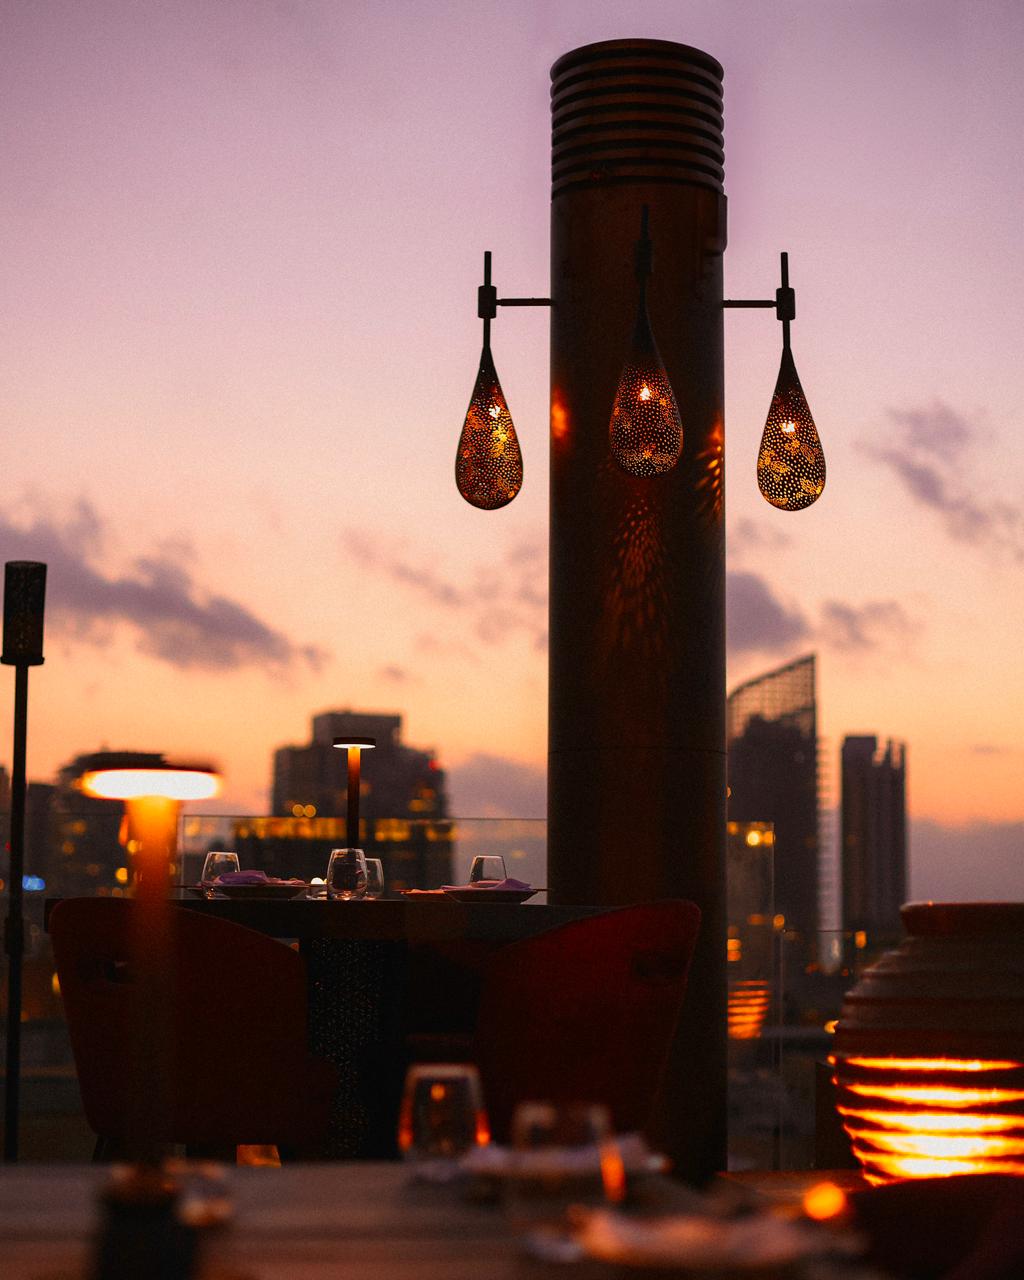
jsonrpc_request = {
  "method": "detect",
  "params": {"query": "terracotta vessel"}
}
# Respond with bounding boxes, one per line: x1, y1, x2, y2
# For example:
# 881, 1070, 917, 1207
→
832, 902, 1024, 1183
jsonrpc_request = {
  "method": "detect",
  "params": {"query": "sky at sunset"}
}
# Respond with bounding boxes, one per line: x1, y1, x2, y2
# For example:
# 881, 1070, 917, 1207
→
1, 0, 1022, 900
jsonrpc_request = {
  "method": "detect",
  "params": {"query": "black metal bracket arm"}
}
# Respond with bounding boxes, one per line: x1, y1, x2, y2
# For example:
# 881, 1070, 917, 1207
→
477, 251, 550, 349
723, 252, 796, 349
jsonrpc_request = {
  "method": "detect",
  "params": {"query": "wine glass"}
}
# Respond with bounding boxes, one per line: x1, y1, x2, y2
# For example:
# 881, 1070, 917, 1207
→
326, 848, 367, 900
200, 851, 239, 886
364, 857, 384, 899
397, 1063, 489, 1165
506, 1101, 625, 1239
469, 855, 507, 884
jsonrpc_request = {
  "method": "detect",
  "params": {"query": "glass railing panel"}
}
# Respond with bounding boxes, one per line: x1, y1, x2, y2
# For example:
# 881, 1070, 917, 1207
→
725, 821, 782, 1171
178, 815, 548, 900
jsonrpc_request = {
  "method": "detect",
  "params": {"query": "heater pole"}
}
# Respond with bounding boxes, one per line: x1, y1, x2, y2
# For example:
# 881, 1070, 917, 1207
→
547, 40, 728, 1182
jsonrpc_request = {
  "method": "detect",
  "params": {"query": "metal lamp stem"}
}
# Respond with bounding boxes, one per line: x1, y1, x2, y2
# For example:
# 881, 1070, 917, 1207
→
723, 250, 797, 350
477, 252, 550, 349
347, 749, 361, 850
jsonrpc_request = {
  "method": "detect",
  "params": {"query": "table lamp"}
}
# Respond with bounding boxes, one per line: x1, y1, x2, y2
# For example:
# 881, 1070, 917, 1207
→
332, 736, 375, 850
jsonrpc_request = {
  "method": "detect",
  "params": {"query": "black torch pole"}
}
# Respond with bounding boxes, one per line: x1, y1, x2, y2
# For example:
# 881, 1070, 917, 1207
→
2, 561, 46, 1163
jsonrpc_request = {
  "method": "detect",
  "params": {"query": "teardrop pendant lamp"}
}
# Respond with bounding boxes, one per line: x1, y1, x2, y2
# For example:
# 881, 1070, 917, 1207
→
455, 252, 549, 511
608, 207, 683, 478
755, 256, 825, 509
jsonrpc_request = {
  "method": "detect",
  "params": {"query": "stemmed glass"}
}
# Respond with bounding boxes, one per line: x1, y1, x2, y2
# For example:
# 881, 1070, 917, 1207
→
364, 857, 384, 899
469, 855, 507, 884
326, 848, 367, 900
200, 851, 239, 895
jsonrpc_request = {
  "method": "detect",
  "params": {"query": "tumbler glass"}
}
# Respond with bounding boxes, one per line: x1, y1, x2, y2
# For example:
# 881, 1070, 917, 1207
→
468, 855, 507, 884
398, 1064, 489, 1163
326, 848, 367, 900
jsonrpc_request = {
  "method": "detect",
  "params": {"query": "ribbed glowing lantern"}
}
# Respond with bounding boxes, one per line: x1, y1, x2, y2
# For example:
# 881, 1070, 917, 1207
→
728, 979, 771, 1041
832, 903, 1024, 1184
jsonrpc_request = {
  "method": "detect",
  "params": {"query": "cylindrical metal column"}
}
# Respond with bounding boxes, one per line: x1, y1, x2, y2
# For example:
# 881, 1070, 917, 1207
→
548, 39, 727, 1181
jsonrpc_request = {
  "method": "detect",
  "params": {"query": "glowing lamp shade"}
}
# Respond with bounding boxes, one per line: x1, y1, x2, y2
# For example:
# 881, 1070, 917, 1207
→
756, 348, 825, 510
833, 903, 1024, 1184
609, 309, 683, 478
456, 347, 523, 510
79, 767, 220, 801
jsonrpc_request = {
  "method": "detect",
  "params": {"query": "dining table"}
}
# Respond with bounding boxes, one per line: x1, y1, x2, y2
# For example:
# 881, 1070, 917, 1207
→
186, 896, 602, 1160
0, 1159, 693, 1280
43, 895, 603, 1161
0, 1159, 917, 1280
0, 1160, 545, 1279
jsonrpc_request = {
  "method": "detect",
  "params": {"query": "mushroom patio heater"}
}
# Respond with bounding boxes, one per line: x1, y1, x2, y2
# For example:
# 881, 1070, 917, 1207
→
79, 760, 221, 897
77, 757, 219, 1161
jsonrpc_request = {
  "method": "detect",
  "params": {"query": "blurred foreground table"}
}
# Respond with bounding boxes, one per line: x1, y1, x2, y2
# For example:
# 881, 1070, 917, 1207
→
0, 1161, 556, 1279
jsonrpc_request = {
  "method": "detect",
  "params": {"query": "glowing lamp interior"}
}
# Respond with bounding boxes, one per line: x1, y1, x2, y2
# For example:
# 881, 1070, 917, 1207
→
609, 350, 682, 478
80, 768, 220, 801
833, 1054, 1024, 1184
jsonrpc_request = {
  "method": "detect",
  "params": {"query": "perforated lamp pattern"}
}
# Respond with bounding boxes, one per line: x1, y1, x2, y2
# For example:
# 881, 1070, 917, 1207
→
756, 347, 825, 510
609, 207, 683, 479
455, 347, 523, 510
609, 334, 683, 478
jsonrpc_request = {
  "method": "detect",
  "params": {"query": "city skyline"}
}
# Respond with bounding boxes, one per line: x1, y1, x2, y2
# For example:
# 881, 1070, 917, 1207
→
1, 2, 1022, 904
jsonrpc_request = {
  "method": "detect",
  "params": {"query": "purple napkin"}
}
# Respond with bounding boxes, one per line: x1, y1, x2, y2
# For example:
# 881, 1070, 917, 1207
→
211, 870, 271, 885
202, 870, 306, 886
441, 877, 532, 892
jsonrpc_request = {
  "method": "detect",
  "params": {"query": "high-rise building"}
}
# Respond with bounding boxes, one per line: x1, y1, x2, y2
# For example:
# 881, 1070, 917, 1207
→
841, 736, 907, 944
727, 655, 820, 944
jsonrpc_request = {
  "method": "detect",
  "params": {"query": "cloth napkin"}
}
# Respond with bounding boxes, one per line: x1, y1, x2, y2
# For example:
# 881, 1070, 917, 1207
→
203, 870, 305, 886
441, 877, 532, 892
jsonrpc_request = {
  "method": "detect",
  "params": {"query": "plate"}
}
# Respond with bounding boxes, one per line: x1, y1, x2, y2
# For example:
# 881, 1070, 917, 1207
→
194, 883, 309, 900
443, 888, 537, 904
